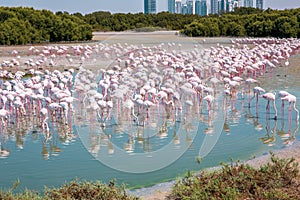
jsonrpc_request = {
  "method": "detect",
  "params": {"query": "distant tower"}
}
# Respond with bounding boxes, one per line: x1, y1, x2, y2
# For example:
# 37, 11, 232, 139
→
176, 0, 182, 14
168, 0, 176, 13
232, 0, 241, 10
211, 0, 218, 14
187, 0, 194, 14
182, 3, 188, 14
219, 0, 226, 14
144, 0, 156, 14
256, 0, 263, 10
195, 0, 201, 15
226, 0, 232, 12
238, 0, 242, 7
244, 0, 253, 7
195, 0, 207, 16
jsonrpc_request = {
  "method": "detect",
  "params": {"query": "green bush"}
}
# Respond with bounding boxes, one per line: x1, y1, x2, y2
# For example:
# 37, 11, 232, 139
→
169, 153, 300, 199
0, 179, 138, 200
0, 6, 92, 45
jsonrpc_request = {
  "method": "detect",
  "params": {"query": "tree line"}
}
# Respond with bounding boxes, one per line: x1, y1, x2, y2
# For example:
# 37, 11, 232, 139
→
0, 6, 300, 45
181, 7, 300, 38
0, 7, 92, 45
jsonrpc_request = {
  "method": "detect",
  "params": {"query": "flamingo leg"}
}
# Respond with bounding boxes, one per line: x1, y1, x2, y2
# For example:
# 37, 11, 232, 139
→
293, 102, 299, 122
288, 103, 292, 125
281, 100, 285, 118
266, 100, 270, 113
273, 100, 277, 120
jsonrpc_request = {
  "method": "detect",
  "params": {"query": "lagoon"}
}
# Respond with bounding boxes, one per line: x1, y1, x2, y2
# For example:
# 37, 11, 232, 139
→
0, 32, 299, 192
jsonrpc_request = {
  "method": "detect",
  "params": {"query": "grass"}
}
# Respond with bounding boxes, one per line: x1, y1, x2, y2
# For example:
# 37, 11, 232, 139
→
168, 152, 300, 200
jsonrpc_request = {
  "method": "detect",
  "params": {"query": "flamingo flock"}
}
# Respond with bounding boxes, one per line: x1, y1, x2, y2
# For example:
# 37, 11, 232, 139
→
74, 38, 300, 127
0, 37, 300, 158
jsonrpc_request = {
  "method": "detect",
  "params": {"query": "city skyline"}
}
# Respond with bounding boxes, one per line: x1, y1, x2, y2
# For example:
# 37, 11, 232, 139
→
211, 0, 218, 14
144, 0, 156, 14
168, 0, 176, 13
1, 0, 300, 14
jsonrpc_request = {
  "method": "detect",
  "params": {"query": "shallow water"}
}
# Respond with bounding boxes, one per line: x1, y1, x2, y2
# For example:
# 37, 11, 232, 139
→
0, 37, 300, 192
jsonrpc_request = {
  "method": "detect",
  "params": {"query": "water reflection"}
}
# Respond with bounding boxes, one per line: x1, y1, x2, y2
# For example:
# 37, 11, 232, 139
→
245, 106, 264, 131
260, 119, 277, 146
0, 125, 10, 158
0, 109, 76, 160
74, 66, 213, 155
278, 115, 299, 146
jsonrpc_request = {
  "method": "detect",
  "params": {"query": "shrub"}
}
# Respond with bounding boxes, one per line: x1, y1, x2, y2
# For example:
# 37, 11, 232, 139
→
169, 153, 300, 199
0, 179, 138, 200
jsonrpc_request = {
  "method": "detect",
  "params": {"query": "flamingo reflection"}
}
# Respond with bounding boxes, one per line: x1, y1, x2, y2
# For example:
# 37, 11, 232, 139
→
260, 118, 277, 146
0, 126, 10, 158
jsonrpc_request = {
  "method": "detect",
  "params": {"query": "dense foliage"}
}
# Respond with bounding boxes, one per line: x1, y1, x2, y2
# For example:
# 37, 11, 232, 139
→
0, 7, 92, 45
82, 11, 199, 32
82, 7, 300, 38
182, 7, 300, 38
0, 180, 138, 200
0, 6, 300, 45
169, 153, 300, 199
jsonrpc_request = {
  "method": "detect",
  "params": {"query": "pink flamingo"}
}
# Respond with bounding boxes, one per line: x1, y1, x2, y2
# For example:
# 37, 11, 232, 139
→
245, 78, 259, 94
278, 90, 290, 108
261, 92, 277, 120
0, 108, 9, 125
281, 94, 299, 123
204, 94, 214, 114
40, 107, 50, 132
278, 90, 290, 117
249, 86, 265, 108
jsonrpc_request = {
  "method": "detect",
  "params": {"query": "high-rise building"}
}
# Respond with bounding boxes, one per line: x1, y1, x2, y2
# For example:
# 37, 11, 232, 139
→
195, 0, 201, 15
187, 0, 194, 14
211, 0, 218, 14
181, 4, 188, 14
256, 0, 263, 10
195, 0, 207, 16
219, 0, 226, 14
144, 0, 156, 14
176, 0, 182, 14
244, 0, 253, 7
168, 0, 176, 13
226, 0, 233, 12
232, 0, 241, 10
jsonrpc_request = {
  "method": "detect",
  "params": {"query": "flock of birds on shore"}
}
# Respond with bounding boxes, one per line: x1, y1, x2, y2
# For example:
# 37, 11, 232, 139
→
0, 37, 300, 158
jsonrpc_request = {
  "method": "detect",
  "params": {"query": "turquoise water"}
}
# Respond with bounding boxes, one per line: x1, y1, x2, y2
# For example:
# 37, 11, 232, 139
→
0, 47, 299, 192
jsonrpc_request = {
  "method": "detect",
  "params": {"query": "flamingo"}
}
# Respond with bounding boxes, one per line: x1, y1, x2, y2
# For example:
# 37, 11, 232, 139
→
261, 92, 277, 120
281, 94, 299, 122
245, 78, 259, 94
278, 90, 290, 109
14, 96, 26, 117
0, 108, 9, 125
40, 107, 50, 132
203, 94, 214, 114
249, 86, 265, 107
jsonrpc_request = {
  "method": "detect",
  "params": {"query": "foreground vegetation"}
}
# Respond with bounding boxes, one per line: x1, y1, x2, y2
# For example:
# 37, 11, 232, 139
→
169, 153, 300, 199
1, 6, 300, 45
1, 154, 299, 199
0, 180, 138, 200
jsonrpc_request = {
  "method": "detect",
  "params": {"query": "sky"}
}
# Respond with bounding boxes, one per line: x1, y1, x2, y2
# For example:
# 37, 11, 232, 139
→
1, 0, 300, 14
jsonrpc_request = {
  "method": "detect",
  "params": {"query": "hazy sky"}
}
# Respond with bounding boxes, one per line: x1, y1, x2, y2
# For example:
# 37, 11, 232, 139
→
1, 0, 300, 14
